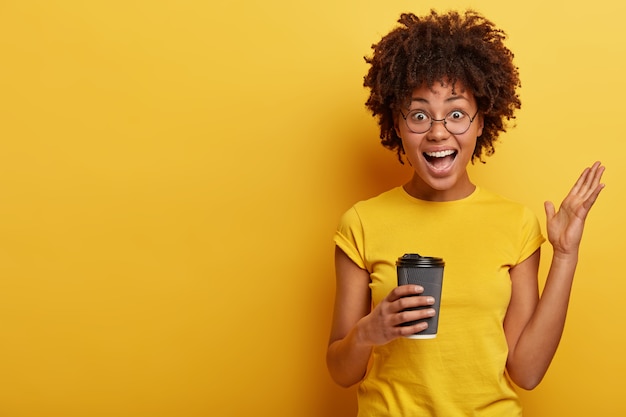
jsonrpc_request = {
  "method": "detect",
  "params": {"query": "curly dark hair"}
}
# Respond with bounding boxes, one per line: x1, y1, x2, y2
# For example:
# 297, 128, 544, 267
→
364, 10, 521, 163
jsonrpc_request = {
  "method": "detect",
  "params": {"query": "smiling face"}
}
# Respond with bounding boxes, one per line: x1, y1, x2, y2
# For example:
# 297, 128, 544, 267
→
395, 81, 484, 201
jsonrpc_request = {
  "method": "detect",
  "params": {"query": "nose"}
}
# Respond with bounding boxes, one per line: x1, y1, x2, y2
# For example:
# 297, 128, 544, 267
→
427, 119, 449, 140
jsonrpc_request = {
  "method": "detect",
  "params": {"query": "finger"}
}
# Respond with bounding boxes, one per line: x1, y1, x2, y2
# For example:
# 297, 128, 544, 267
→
544, 200, 556, 220
573, 167, 597, 199
579, 163, 605, 202
585, 161, 605, 186
568, 163, 604, 203
394, 306, 436, 327
395, 294, 435, 312
387, 285, 424, 302
582, 182, 605, 212
589, 162, 605, 188
569, 166, 590, 196
398, 321, 429, 336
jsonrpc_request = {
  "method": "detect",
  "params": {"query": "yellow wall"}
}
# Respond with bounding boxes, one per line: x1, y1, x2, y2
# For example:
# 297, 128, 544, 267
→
0, 1, 623, 416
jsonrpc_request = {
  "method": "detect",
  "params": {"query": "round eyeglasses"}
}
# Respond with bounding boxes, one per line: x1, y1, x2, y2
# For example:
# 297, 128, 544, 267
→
399, 108, 479, 135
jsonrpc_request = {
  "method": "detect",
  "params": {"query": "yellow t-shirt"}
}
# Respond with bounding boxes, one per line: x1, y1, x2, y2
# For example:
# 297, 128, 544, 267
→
334, 186, 545, 416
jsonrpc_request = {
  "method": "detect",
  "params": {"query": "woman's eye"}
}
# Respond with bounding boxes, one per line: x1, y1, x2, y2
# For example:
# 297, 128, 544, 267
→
448, 110, 465, 120
410, 112, 429, 122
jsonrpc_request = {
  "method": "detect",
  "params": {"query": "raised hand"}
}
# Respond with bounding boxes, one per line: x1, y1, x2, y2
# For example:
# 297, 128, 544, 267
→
544, 161, 605, 256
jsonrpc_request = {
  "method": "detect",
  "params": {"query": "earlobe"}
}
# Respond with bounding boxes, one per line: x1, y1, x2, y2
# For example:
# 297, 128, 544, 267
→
475, 115, 484, 138
394, 111, 406, 139
394, 117, 402, 139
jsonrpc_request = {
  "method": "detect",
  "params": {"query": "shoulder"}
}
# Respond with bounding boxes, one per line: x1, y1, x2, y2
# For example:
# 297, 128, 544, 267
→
356, 186, 403, 204
474, 186, 518, 205
474, 186, 545, 241
470, 188, 543, 240
344, 187, 406, 215
474, 187, 534, 215
336, 187, 407, 232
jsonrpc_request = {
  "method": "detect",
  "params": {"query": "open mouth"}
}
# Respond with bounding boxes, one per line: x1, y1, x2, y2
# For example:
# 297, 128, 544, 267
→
423, 149, 457, 170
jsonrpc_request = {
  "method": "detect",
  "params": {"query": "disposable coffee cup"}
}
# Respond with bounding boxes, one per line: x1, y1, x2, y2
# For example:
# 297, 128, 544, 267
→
396, 253, 445, 339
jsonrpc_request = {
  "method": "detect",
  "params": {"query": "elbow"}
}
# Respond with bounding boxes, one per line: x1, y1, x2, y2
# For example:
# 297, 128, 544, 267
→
326, 362, 364, 388
331, 375, 361, 388
514, 377, 543, 391
508, 368, 545, 391
507, 354, 550, 390
326, 355, 365, 388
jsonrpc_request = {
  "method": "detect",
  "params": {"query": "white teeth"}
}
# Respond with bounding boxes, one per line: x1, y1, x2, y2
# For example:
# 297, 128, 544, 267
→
425, 150, 455, 158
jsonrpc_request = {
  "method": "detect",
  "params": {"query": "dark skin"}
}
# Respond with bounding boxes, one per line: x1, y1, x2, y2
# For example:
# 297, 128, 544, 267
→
364, 10, 521, 163
328, 158, 604, 388
327, 79, 605, 389
328, 8, 606, 392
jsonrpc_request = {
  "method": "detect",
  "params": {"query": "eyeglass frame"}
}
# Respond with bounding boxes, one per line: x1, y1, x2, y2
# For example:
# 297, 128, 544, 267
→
399, 108, 480, 135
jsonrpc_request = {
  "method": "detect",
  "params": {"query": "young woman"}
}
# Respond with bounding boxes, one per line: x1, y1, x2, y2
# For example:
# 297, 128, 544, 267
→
327, 10, 605, 416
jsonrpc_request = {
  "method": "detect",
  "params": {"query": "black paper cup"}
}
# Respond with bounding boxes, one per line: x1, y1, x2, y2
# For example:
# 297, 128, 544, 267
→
397, 253, 445, 339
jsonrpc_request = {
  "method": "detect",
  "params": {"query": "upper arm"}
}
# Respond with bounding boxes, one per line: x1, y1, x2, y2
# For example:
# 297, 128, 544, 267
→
328, 246, 372, 345
503, 249, 541, 356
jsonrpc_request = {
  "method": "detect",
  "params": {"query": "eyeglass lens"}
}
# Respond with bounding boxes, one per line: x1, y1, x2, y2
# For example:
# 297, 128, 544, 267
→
405, 110, 472, 134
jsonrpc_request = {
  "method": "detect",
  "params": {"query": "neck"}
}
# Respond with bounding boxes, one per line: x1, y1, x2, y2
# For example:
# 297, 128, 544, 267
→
403, 173, 476, 202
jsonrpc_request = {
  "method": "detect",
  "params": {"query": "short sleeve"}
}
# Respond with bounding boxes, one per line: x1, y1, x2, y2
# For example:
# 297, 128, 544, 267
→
333, 206, 367, 270
516, 206, 546, 265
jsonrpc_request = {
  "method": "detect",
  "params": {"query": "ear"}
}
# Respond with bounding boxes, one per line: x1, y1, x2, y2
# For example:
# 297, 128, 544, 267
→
478, 113, 484, 137
393, 113, 403, 139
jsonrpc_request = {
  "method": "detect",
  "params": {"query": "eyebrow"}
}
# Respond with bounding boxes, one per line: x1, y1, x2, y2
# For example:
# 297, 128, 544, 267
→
410, 96, 469, 104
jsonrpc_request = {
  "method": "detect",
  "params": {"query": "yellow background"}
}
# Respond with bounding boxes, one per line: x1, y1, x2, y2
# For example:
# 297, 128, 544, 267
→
0, 1, 623, 416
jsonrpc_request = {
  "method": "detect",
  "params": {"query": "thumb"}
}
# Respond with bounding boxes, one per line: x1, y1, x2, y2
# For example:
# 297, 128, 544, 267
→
544, 201, 556, 220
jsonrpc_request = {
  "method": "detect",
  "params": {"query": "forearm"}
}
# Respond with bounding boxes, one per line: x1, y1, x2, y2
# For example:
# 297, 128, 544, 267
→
326, 320, 373, 387
507, 251, 578, 389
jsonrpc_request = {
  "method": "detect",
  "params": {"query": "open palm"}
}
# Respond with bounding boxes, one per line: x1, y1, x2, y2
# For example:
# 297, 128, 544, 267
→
544, 162, 605, 255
